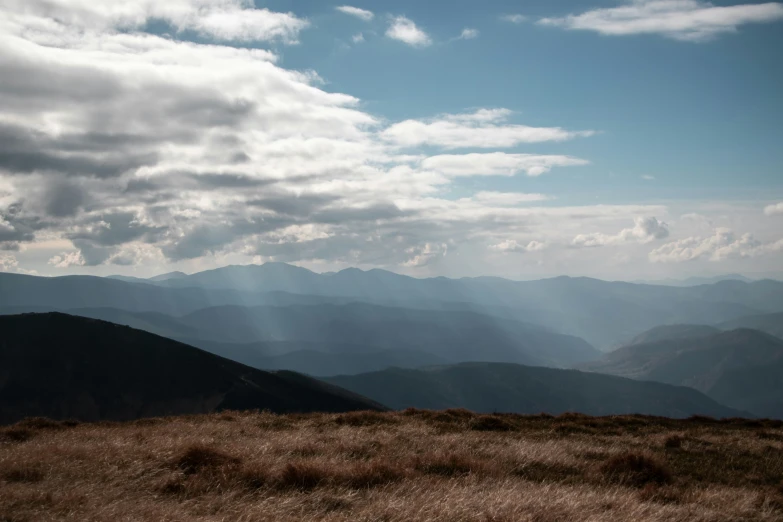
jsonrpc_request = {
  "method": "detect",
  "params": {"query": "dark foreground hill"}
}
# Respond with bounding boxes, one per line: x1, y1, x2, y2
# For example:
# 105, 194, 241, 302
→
326, 362, 745, 418
0, 314, 383, 425
582, 329, 783, 417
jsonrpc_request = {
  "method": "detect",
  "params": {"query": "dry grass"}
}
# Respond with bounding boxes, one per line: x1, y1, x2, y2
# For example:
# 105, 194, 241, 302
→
1, 411, 782, 521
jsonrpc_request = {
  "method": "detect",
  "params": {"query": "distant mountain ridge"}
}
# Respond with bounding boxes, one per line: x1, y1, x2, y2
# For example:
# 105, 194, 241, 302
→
326, 362, 746, 418
582, 328, 783, 417
4, 265, 782, 349
0, 313, 384, 424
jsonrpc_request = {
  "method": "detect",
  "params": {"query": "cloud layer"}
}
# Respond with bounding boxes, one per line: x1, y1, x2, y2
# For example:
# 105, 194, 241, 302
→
0, 0, 780, 278
540, 1, 783, 41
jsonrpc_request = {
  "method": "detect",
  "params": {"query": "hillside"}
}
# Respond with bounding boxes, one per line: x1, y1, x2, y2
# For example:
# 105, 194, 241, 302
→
2, 411, 780, 522
176, 303, 601, 368
582, 329, 783, 417
718, 312, 783, 339
623, 324, 721, 347
0, 313, 383, 425
326, 362, 744, 418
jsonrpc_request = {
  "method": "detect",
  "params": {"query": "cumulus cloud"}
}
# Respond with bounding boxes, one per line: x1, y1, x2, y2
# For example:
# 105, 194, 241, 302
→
48, 251, 86, 268
336, 6, 374, 21
490, 239, 548, 253
539, 1, 783, 42
458, 28, 479, 39
352, 33, 365, 43
386, 16, 432, 47
764, 202, 783, 216
422, 153, 589, 177
649, 228, 783, 262
501, 14, 528, 24
4, 0, 310, 43
402, 242, 448, 267
0, 253, 19, 272
382, 109, 595, 149
0, 0, 650, 275
573, 217, 669, 247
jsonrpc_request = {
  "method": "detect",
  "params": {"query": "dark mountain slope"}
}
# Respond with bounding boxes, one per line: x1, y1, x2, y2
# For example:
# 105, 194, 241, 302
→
251, 349, 450, 377
718, 312, 783, 339
326, 363, 745, 418
709, 359, 783, 419
623, 324, 721, 347
0, 313, 384, 425
581, 329, 783, 417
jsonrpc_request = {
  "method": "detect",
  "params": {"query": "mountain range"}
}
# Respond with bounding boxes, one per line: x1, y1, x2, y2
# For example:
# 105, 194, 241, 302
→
582, 327, 783, 417
4, 264, 783, 349
0, 313, 748, 423
326, 362, 744, 418
2, 263, 783, 420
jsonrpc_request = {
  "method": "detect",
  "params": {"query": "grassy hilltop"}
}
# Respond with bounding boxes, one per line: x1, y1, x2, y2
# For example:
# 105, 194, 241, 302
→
2, 410, 783, 521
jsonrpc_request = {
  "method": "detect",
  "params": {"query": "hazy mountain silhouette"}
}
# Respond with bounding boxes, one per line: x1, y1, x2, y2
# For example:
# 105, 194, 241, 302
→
718, 312, 783, 339
0, 313, 384, 425
709, 359, 783, 418
2, 266, 782, 349
582, 329, 783, 417
175, 303, 601, 368
249, 349, 450, 377
622, 324, 721, 347
326, 362, 745, 418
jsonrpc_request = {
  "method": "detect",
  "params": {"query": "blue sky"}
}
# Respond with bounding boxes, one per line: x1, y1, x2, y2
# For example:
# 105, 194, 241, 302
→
0, 0, 782, 280
279, 0, 783, 204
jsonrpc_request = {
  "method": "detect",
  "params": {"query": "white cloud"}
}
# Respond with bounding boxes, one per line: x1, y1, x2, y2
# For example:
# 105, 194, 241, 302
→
573, 217, 669, 247
352, 32, 365, 43
3, 0, 733, 279
402, 242, 448, 267
386, 16, 432, 47
649, 228, 783, 262
48, 251, 86, 268
458, 28, 479, 39
382, 109, 595, 149
4, 0, 310, 43
471, 192, 550, 205
502, 14, 528, 24
642, 175, 656, 181
422, 153, 589, 177
764, 202, 783, 216
0, 253, 19, 272
539, 1, 783, 42
336, 5, 374, 21
490, 239, 548, 253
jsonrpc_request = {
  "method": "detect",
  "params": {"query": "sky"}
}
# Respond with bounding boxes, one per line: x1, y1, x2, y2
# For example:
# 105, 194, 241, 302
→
0, 0, 782, 281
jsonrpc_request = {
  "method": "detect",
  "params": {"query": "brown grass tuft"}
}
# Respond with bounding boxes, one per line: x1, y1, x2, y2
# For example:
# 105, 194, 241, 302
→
599, 452, 672, 488
663, 434, 684, 449
334, 411, 397, 427
415, 452, 486, 477
276, 461, 330, 491
2, 467, 46, 484
637, 483, 687, 505
469, 415, 515, 432
175, 444, 241, 475
0, 428, 35, 443
341, 460, 407, 488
